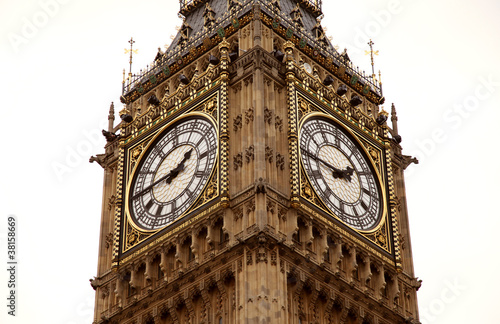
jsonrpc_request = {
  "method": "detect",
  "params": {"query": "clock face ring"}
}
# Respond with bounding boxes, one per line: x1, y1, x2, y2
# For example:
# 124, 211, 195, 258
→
300, 115, 383, 231
127, 115, 217, 231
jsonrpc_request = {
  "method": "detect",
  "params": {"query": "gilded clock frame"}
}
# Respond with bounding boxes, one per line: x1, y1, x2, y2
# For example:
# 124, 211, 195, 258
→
299, 112, 388, 232
124, 112, 219, 232
118, 95, 222, 257
294, 92, 393, 255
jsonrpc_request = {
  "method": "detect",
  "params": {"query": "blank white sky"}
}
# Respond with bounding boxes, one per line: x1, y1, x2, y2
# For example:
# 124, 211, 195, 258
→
0, 0, 499, 323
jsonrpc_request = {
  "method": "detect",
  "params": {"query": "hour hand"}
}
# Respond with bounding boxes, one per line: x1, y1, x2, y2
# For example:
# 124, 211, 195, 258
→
302, 147, 354, 182
165, 148, 193, 184
332, 166, 354, 182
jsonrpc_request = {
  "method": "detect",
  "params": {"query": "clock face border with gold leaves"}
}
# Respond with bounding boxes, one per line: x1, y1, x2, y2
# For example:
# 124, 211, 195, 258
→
125, 113, 218, 232
299, 113, 387, 233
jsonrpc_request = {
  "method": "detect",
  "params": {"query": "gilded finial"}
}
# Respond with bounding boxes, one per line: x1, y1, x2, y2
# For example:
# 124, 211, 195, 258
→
124, 37, 139, 79
365, 39, 379, 80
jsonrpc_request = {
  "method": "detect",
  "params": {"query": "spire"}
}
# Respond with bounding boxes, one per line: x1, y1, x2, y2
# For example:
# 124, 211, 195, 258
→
391, 103, 398, 135
108, 102, 115, 132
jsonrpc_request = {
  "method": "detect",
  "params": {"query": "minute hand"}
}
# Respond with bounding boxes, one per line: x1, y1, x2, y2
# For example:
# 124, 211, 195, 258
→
301, 147, 354, 182
132, 148, 193, 200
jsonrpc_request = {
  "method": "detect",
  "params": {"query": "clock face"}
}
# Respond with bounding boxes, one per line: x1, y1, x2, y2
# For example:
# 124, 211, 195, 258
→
300, 117, 383, 231
128, 116, 217, 231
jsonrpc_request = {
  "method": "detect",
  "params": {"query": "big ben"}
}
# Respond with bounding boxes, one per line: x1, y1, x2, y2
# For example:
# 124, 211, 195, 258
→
90, 1, 421, 323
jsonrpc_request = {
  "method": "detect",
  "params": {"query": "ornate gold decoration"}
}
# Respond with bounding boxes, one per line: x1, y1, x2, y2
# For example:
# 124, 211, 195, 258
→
300, 171, 320, 205
200, 97, 218, 120
366, 146, 380, 170
126, 228, 140, 248
192, 167, 219, 210
130, 143, 144, 171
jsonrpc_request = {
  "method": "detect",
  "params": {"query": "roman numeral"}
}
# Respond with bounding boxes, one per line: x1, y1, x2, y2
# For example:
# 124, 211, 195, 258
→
311, 170, 322, 179
199, 150, 208, 160
360, 200, 368, 212
195, 171, 208, 178
145, 200, 154, 212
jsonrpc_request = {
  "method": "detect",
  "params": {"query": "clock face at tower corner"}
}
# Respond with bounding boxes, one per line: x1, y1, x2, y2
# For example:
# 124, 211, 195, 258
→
299, 114, 385, 232
125, 114, 218, 232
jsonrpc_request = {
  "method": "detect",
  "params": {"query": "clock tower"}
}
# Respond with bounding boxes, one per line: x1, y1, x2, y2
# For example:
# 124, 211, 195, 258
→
90, 1, 421, 323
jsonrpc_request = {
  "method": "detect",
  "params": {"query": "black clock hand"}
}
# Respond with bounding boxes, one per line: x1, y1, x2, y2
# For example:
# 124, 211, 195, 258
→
165, 148, 193, 184
301, 147, 354, 182
132, 148, 193, 199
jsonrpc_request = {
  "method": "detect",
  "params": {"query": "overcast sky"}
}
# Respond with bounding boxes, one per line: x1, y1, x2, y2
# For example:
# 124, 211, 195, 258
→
1, 0, 499, 323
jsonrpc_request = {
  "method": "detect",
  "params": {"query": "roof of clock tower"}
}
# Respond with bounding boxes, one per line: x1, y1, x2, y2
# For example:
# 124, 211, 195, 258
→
121, 0, 382, 104
169, 0, 325, 53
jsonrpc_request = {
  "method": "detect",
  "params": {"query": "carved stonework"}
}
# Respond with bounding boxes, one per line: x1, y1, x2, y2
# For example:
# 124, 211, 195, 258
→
264, 106, 273, 124
233, 152, 243, 170
105, 233, 113, 249
233, 206, 243, 221
276, 152, 285, 171
271, 250, 277, 266
233, 114, 243, 131
275, 115, 283, 132
257, 248, 267, 263
108, 195, 116, 211
243, 75, 253, 87
267, 200, 276, 215
278, 206, 287, 221
255, 177, 267, 194
265, 145, 273, 163
245, 199, 256, 215
245, 107, 254, 124
232, 82, 242, 94
245, 145, 254, 163
241, 26, 251, 39
246, 250, 253, 265
402, 154, 419, 170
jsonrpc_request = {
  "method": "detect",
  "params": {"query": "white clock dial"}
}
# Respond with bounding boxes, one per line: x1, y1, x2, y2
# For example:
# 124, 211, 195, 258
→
300, 116, 382, 231
128, 116, 217, 231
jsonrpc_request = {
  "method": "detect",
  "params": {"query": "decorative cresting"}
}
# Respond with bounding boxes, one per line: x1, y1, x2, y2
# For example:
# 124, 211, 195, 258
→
219, 39, 230, 208
285, 41, 300, 208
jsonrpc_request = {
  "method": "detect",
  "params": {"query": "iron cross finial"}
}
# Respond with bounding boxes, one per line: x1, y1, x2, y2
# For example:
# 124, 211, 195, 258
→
124, 37, 139, 78
366, 39, 379, 80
